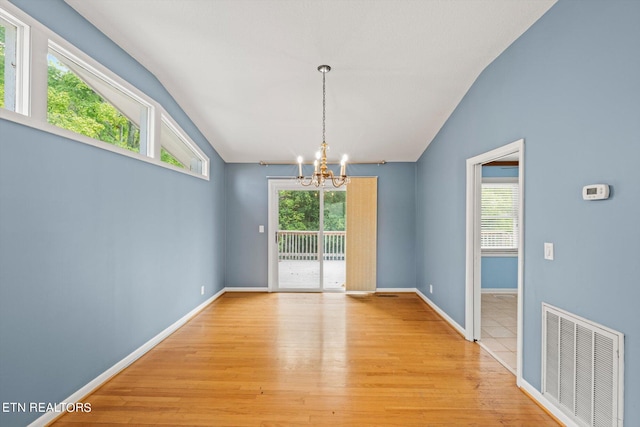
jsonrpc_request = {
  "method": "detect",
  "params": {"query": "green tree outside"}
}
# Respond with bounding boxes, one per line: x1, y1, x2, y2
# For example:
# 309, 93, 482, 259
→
1, 24, 6, 109
2, 37, 187, 169
47, 54, 141, 152
278, 190, 345, 231
45, 53, 184, 167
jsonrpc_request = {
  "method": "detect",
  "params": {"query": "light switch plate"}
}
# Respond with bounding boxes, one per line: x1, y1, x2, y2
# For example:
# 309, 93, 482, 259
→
259, 225, 264, 233
544, 242, 554, 260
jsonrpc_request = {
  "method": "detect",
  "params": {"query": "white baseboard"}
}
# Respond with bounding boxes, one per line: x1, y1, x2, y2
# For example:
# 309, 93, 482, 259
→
481, 288, 518, 294
520, 379, 578, 427
28, 288, 225, 427
415, 289, 466, 336
224, 286, 268, 292
376, 287, 415, 293
28, 287, 559, 427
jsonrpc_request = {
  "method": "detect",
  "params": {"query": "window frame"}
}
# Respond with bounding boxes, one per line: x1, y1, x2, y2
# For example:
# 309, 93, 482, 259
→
481, 177, 519, 257
159, 114, 209, 177
0, 0, 209, 180
46, 40, 154, 158
0, 5, 30, 115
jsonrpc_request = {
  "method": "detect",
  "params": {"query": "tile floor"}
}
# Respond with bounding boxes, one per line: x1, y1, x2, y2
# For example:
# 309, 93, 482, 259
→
480, 293, 517, 374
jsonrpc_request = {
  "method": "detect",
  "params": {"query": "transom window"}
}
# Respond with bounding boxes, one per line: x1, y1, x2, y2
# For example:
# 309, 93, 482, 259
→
0, 8, 28, 114
0, 3, 209, 180
47, 43, 150, 156
0, 17, 15, 110
160, 116, 205, 173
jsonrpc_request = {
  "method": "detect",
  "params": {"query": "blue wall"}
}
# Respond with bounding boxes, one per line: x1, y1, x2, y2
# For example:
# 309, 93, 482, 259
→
481, 165, 518, 290
481, 258, 518, 289
417, 0, 639, 421
3, 0, 639, 425
225, 162, 416, 289
0, 1, 226, 426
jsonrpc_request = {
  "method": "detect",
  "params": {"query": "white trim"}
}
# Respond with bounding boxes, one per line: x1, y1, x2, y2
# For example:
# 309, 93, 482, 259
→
0, 3, 31, 115
415, 288, 466, 336
481, 288, 517, 294
0, 0, 210, 180
376, 287, 415, 293
24, 287, 562, 427
465, 155, 481, 341
465, 139, 525, 388
160, 113, 209, 178
520, 379, 580, 427
0, 111, 208, 180
541, 303, 625, 426
482, 177, 518, 184
48, 40, 153, 119
481, 251, 518, 257
27, 288, 225, 427
267, 179, 346, 293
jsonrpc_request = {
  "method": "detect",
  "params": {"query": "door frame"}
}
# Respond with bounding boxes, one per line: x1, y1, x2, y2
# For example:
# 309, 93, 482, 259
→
267, 179, 346, 292
464, 139, 524, 386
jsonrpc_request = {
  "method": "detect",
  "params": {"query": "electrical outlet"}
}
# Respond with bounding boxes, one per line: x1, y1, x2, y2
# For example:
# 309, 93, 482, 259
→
200, 285, 205, 295
429, 284, 433, 294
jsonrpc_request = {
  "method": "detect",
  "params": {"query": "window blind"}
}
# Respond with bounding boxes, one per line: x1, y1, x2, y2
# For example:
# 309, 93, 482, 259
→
481, 182, 519, 251
346, 177, 377, 292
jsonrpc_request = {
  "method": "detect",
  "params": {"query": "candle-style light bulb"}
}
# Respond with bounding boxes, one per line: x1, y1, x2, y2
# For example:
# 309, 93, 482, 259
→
313, 159, 319, 174
340, 154, 348, 176
297, 156, 303, 177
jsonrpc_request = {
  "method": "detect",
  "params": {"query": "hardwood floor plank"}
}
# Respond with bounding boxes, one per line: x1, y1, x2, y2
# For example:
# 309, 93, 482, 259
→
50, 293, 558, 426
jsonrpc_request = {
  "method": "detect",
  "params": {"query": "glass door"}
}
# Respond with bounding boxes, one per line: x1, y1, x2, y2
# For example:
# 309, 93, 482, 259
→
269, 181, 346, 292
276, 188, 321, 290
322, 190, 346, 290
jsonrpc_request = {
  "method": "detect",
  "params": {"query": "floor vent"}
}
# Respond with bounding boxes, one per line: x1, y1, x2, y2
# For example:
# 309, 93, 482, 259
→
542, 303, 624, 427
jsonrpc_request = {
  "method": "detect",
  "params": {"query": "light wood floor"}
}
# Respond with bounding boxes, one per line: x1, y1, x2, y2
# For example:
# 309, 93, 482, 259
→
51, 293, 558, 426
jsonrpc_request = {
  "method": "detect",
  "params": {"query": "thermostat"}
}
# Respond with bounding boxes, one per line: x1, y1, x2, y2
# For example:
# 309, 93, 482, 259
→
582, 184, 609, 200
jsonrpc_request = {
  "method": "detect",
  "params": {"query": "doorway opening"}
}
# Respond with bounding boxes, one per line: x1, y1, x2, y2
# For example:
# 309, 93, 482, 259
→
465, 139, 524, 385
268, 180, 346, 292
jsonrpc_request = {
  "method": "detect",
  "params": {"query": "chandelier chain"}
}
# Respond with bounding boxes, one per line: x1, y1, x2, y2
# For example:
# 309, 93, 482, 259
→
322, 70, 326, 143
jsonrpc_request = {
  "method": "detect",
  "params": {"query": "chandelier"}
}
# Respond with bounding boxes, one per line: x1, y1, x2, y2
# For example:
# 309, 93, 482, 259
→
296, 65, 349, 188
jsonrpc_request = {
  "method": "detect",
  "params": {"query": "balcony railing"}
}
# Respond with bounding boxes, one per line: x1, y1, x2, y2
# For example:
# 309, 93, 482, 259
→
278, 230, 345, 261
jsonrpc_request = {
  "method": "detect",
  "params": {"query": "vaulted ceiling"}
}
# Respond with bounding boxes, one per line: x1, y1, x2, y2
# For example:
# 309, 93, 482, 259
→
65, 0, 556, 163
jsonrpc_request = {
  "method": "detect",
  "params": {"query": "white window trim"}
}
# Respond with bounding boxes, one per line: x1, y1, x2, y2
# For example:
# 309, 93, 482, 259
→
47, 40, 155, 156
160, 113, 209, 178
481, 176, 519, 257
0, 0, 209, 180
0, 4, 30, 115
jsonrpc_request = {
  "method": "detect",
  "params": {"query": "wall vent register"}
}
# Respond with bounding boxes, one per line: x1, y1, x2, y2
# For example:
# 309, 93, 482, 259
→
542, 303, 623, 427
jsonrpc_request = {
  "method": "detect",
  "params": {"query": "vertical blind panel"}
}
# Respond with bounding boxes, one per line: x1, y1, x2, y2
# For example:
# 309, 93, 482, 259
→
481, 182, 519, 249
346, 177, 377, 292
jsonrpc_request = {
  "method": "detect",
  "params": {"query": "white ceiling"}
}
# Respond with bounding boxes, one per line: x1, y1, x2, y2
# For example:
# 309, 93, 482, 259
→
64, 0, 556, 163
